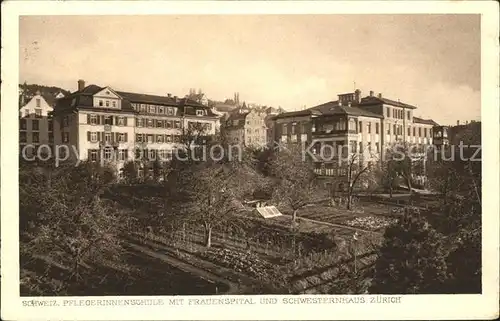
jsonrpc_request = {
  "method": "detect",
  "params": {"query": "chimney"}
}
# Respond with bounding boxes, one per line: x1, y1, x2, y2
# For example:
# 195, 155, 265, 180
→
456, 120, 460, 126
369, 90, 374, 97
167, 93, 172, 98
377, 93, 382, 98
465, 120, 469, 125
173, 95, 178, 102
78, 79, 85, 91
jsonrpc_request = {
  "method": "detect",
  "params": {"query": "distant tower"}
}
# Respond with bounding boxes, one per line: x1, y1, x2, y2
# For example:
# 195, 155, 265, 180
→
234, 92, 240, 106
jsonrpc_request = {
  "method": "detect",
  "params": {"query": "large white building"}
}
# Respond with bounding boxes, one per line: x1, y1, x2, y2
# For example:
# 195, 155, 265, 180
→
52, 80, 220, 175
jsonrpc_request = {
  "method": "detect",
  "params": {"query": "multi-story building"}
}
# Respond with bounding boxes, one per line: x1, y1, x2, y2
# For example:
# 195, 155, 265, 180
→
52, 80, 219, 176
273, 89, 439, 190
19, 91, 55, 157
223, 109, 267, 148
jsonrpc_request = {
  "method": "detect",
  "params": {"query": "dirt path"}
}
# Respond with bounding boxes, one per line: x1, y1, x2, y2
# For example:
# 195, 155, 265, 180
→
125, 242, 241, 294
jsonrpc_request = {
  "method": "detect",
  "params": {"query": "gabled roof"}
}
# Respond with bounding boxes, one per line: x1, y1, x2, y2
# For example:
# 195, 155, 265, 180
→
413, 116, 439, 126
359, 96, 417, 109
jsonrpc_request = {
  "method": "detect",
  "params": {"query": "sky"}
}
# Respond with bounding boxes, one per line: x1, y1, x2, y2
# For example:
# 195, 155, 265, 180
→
19, 15, 480, 125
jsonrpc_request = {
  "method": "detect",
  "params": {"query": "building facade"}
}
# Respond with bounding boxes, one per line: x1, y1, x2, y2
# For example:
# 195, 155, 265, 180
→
19, 92, 55, 157
223, 109, 268, 148
51, 80, 220, 175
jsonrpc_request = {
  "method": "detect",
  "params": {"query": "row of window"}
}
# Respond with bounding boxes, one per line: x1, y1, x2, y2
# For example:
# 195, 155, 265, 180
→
86, 131, 129, 143
21, 108, 43, 118
96, 99, 118, 108
282, 123, 308, 135
19, 132, 54, 143
87, 114, 128, 126
20, 119, 53, 131
386, 107, 411, 120
132, 103, 177, 116
136, 133, 182, 144
137, 118, 182, 129
88, 148, 174, 162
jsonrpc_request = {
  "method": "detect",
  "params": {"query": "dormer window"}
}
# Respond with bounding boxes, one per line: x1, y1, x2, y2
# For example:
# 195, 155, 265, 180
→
196, 110, 205, 116
106, 91, 110, 95
99, 100, 103, 107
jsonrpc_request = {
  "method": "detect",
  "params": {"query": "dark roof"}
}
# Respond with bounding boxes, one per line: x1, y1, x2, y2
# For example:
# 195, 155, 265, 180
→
274, 109, 320, 119
413, 117, 439, 126
359, 96, 417, 109
117, 90, 178, 106
178, 98, 219, 117
307, 100, 384, 119
214, 104, 237, 113
224, 112, 249, 130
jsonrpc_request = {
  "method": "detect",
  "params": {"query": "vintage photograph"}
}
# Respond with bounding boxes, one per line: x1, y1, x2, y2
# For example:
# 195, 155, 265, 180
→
16, 13, 483, 298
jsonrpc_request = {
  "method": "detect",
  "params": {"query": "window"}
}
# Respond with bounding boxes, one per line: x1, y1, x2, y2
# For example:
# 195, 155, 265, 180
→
393, 124, 396, 135
149, 105, 156, 114
196, 110, 205, 116
367, 122, 371, 134
63, 132, 69, 143
166, 121, 173, 129
89, 132, 97, 142
387, 125, 391, 135
105, 133, 112, 143
282, 124, 288, 135
413, 128, 416, 136
105, 101, 110, 107
158, 106, 164, 114
424, 128, 428, 137
20, 119, 27, 130
119, 149, 128, 161
375, 142, 380, 153
36, 99, 41, 107
90, 150, 98, 162
104, 116, 113, 125
20, 132, 27, 143
49, 133, 54, 143
48, 120, 53, 131
408, 127, 411, 136
104, 148, 112, 160
90, 114, 97, 125
32, 120, 39, 131
136, 134, 143, 143
137, 118, 144, 127
35, 109, 42, 118
99, 100, 103, 107
174, 121, 181, 129
112, 101, 116, 108
418, 128, 422, 137
140, 104, 147, 113
407, 111, 410, 120
147, 119, 153, 127
147, 135, 154, 143
118, 133, 126, 143
166, 135, 172, 143
429, 128, 433, 137
117, 117, 125, 126
386, 107, 390, 118
157, 135, 164, 143
25, 109, 30, 117
167, 108, 174, 115
375, 123, 379, 134
206, 123, 212, 131
358, 121, 363, 133
156, 120, 163, 128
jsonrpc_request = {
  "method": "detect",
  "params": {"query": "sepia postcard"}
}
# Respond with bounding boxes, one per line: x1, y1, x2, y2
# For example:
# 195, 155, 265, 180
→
1, 0, 499, 320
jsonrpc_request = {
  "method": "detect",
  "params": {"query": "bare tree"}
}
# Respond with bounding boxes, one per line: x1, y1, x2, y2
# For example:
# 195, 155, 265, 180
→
269, 144, 320, 225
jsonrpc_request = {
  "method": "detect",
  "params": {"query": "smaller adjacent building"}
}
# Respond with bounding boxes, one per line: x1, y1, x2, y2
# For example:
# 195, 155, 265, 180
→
19, 91, 56, 157
222, 109, 268, 148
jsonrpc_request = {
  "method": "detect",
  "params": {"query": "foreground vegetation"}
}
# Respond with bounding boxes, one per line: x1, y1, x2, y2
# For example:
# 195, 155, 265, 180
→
19, 131, 481, 295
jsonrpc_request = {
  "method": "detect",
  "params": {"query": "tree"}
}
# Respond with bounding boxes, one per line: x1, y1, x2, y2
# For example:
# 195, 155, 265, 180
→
342, 152, 375, 210
369, 209, 449, 294
20, 162, 122, 288
269, 144, 320, 225
122, 160, 138, 184
383, 142, 421, 196
166, 158, 259, 248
